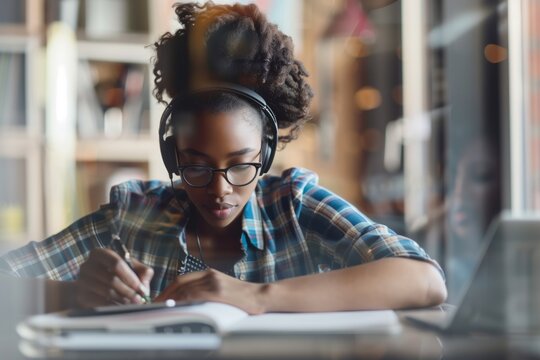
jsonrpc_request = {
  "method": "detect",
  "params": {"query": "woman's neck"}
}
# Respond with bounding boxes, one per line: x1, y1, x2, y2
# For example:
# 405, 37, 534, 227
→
194, 214, 243, 243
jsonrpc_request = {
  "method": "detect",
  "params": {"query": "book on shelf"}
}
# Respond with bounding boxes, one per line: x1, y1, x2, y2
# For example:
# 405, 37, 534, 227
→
17, 301, 402, 350
81, 0, 148, 38
77, 60, 149, 139
0, 52, 26, 128
0, 0, 25, 24
0, 157, 26, 240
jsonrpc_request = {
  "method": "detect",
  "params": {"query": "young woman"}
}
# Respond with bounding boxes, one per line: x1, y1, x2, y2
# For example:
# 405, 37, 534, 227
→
0, 2, 446, 313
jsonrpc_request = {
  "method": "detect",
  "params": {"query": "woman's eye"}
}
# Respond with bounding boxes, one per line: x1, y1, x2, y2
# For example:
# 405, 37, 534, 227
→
231, 164, 250, 172
185, 167, 210, 176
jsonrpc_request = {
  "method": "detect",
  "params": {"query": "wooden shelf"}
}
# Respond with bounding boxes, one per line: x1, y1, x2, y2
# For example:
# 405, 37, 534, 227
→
76, 137, 154, 162
0, 25, 29, 37
0, 32, 35, 51
77, 39, 152, 63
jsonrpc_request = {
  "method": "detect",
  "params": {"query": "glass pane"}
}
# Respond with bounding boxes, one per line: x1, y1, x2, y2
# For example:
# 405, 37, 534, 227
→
420, 0, 506, 302
0, 52, 26, 128
523, 0, 540, 209
0, 158, 27, 241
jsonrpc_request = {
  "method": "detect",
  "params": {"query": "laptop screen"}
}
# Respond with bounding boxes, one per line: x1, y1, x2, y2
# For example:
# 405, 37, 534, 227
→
451, 212, 540, 334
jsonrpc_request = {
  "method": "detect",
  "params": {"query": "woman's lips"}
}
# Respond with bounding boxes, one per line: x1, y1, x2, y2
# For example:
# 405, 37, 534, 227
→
204, 204, 237, 220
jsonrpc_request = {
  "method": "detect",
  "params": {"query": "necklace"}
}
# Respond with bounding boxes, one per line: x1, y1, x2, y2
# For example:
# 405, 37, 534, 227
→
194, 225, 206, 264
178, 221, 208, 276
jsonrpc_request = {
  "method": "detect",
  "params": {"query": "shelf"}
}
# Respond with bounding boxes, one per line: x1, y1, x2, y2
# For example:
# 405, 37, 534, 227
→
0, 0, 161, 240
0, 35, 33, 52
0, 25, 30, 38
76, 137, 154, 162
0, 135, 42, 157
77, 39, 152, 63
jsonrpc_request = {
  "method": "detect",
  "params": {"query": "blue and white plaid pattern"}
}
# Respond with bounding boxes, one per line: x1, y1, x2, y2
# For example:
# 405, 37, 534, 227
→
0, 168, 443, 298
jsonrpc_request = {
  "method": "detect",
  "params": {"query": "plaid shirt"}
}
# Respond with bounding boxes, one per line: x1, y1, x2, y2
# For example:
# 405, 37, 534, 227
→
0, 167, 442, 297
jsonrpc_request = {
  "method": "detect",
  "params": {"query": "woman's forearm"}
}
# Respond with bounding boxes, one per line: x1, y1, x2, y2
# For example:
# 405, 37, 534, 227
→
257, 257, 447, 312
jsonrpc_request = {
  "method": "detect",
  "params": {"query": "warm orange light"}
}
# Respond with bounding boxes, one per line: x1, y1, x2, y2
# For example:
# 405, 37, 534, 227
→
346, 37, 369, 58
355, 87, 382, 110
484, 44, 507, 63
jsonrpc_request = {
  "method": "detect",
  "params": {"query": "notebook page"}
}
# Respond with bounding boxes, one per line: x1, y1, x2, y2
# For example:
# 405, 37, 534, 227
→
182, 302, 248, 332
24, 302, 248, 333
226, 310, 401, 334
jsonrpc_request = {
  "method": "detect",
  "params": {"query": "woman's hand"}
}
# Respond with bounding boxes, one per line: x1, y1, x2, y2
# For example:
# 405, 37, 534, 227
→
154, 269, 266, 315
74, 248, 154, 308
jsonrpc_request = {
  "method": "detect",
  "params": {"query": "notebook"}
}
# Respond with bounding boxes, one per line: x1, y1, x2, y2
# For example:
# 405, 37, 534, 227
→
18, 301, 401, 350
406, 211, 540, 334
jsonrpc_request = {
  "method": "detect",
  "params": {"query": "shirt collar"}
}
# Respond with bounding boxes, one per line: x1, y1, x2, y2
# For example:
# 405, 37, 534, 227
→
241, 191, 265, 250
173, 188, 264, 250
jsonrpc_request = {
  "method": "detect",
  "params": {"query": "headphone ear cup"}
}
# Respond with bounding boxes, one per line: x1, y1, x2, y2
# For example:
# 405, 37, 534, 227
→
260, 138, 272, 175
161, 137, 179, 176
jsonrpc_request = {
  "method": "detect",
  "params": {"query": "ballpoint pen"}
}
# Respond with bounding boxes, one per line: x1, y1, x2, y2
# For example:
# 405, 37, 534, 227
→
110, 235, 152, 304
109, 202, 152, 304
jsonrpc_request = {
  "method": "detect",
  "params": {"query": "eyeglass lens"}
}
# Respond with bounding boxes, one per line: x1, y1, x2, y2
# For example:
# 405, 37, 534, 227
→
182, 164, 259, 186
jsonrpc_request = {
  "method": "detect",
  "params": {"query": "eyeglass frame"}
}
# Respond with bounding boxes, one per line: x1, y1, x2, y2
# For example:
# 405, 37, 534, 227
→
177, 162, 263, 188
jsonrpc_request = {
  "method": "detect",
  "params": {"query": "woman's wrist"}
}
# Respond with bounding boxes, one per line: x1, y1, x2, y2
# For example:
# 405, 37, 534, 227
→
253, 282, 276, 314
254, 284, 272, 314
45, 280, 77, 312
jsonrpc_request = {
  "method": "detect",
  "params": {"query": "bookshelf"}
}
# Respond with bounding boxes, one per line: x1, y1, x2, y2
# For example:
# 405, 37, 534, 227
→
0, 0, 174, 249
45, 0, 171, 233
0, 0, 44, 251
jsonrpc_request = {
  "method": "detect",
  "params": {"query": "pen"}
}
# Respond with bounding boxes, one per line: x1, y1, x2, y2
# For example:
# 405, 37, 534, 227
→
110, 235, 152, 304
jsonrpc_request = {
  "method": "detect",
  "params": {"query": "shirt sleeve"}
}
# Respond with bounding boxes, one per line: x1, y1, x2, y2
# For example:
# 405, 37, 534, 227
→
0, 208, 112, 280
288, 168, 444, 277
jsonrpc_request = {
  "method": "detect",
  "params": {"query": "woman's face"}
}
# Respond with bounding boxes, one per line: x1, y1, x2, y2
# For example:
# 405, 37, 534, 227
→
176, 108, 262, 232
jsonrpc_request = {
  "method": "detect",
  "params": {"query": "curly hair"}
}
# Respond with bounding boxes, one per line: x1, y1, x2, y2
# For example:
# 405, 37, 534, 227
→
152, 1, 313, 145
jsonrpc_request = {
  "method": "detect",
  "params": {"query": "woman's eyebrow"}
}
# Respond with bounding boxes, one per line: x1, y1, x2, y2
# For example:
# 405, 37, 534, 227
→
179, 147, 256, 158
226, 147, 256, 157
179, 148, 210, 158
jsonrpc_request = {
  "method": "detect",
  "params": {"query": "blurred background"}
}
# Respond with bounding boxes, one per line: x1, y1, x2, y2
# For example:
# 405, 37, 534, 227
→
0, 0, 535, 303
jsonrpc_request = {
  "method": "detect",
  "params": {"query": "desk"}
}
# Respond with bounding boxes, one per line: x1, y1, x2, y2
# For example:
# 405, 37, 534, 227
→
1, 277, 539, 360
6, 308, 540, 360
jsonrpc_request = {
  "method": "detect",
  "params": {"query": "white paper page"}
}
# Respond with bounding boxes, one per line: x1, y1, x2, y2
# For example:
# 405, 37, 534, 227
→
227, 310, 401, 334
184, 302, 248, 332
24, 302, 248, 333
28, 332, 221, 350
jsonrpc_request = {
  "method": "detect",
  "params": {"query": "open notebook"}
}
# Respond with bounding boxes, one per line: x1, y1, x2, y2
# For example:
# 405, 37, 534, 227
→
18, 301, 401, 350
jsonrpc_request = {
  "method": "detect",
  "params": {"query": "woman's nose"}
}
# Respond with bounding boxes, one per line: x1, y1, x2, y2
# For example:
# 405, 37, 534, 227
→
206, 171, 233, 197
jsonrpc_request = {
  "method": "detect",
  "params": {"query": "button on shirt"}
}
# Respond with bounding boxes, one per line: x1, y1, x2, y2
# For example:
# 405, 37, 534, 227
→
0, 168, 443, 298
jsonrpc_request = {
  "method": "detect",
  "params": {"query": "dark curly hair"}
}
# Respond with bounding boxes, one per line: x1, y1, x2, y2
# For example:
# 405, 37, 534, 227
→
152, 1, 313, 145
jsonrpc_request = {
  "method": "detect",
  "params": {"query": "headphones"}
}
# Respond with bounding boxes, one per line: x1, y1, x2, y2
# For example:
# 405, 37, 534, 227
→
159, 83, 278, 180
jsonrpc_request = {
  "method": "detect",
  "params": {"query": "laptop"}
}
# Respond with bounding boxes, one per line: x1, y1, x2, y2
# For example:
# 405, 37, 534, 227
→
406, 211, 540, 334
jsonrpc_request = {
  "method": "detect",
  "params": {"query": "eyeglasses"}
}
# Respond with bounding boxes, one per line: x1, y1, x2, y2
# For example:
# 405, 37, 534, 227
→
178, 163, 262, 187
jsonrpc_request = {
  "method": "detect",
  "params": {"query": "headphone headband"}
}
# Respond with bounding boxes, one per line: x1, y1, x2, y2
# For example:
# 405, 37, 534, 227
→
159, 83, 278, 179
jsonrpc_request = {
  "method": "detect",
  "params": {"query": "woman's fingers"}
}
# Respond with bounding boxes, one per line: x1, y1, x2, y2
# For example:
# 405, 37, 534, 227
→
76, 248, 152, 307
80, 264, 145, 304
154, 270, 210, 302
132, 258, 154, 295
91, 249, 146, 295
